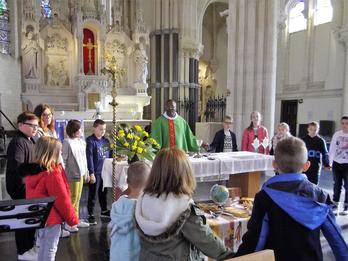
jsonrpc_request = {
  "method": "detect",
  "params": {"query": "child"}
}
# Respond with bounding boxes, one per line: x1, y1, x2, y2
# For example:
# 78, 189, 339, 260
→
242, 111, 269, 154
6, 112, 39, 260
134, 147, 233, 260
62, 120, 90, 231
86, 119, 111, 225
109, 161, 151, 261
208, 115, 238, 152
269, 122, 291, 155
329, 116, 348, 215
236, 137, 348, 261
302, 121, 330, 185
21, 136, 78, 261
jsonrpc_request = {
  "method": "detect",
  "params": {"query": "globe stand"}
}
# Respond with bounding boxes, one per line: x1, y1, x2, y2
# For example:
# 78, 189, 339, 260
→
210, 184, 229, 218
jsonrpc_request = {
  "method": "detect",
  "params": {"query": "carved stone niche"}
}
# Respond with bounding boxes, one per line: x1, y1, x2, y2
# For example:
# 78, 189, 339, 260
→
103, 29, 151, 120
40, 20, 74, 89
104, 30, 134, 93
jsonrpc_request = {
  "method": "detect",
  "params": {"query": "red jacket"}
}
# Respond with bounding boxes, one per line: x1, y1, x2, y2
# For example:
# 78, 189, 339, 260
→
24, 163, 78, 227
241, 126, 269, 154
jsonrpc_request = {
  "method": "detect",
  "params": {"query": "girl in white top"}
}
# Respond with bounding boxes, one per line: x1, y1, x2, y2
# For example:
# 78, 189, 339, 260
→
62, 120, 90, 230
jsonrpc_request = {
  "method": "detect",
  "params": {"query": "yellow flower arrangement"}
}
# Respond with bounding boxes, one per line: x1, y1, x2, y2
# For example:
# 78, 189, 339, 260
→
114, 124, 160, 162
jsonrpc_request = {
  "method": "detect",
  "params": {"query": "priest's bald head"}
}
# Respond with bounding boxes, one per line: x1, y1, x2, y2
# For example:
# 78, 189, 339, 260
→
165, 99, 177, 118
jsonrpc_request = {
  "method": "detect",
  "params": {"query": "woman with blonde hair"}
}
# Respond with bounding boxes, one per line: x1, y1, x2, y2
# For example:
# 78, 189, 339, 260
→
20, 136, 78, 261
135, 147, 233, 260
269, 122, 292, 155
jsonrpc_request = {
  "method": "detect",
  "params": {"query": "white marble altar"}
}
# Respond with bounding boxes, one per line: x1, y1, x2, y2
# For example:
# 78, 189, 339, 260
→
20, 0, 151, 121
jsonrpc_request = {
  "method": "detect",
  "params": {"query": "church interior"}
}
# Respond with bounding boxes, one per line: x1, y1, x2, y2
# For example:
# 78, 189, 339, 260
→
0, 0, 348, 260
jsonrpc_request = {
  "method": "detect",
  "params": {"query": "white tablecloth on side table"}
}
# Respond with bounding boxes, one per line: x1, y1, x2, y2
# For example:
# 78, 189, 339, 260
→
101, 159, 128, 191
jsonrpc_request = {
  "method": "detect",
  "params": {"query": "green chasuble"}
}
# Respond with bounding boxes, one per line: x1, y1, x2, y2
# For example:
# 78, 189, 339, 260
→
151, 115, 199, 152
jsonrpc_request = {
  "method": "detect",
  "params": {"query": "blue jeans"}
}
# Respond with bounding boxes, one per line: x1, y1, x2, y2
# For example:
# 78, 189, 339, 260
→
37, 224, 61, 261
332, 161, 348, 204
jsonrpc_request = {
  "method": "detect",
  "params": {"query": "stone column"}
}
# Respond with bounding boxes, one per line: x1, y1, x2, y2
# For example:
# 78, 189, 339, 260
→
245, 0, 256, 117
340, 1, 348, 116
226, 0, 278, 141
162, 0, 169, 29
255, 0, 266, 112
343, 33, 348, 116
263, 0, 278, 137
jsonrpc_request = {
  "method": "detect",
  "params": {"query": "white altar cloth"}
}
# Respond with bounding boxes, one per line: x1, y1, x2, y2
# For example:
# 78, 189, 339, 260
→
101, 151, 274, 191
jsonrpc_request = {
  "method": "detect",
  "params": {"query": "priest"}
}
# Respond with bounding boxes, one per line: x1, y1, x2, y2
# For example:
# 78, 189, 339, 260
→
151, 99, 199, 152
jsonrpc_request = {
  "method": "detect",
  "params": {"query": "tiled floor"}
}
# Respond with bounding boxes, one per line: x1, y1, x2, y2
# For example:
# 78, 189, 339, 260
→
0, 170, 347, 261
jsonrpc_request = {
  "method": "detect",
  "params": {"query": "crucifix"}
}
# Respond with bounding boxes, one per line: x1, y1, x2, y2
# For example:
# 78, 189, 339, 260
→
83, 38, 97, 75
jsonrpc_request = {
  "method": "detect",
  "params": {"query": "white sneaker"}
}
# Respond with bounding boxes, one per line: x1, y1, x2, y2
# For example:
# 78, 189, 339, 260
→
64, 225, 79, 233
77, 220, 90, 228
18, 247, 38, 261
339, 206, 348, 216
60, 229, 70, 238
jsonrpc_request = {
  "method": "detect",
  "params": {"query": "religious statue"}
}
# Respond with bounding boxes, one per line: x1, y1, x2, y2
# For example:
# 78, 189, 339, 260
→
21, 31, 40, 79
133, 43, 148, 84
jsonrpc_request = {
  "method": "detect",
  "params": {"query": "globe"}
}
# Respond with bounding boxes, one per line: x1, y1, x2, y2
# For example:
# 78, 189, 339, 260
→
210, 184, 229, 205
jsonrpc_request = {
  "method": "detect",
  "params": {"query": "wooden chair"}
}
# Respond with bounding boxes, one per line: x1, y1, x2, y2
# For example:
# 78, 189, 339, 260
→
226, 250, 275, 261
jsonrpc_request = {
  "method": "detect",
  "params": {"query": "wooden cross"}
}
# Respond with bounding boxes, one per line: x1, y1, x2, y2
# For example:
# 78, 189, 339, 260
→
83, 38, 97, 75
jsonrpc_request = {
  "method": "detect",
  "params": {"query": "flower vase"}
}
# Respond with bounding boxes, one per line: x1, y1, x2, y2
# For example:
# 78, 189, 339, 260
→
128, 154, 139, 164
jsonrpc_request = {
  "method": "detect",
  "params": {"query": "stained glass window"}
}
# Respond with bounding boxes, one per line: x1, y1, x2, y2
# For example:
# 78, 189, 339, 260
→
41, 0, 52, 18
314, 0, 333, 26
0, 0, 10, 54
289, 1, 307, 33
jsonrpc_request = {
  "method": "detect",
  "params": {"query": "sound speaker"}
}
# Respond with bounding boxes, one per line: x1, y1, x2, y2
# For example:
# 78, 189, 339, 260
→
298, 124, 308, 138
319, 120, 335, 138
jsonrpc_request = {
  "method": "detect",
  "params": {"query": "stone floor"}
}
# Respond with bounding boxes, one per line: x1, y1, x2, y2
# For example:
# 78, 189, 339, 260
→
0, 170, 347, 261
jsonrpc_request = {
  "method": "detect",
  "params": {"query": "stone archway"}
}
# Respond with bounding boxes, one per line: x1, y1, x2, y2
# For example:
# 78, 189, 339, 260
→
197, 0, 228, 44
198, 1, 228, 122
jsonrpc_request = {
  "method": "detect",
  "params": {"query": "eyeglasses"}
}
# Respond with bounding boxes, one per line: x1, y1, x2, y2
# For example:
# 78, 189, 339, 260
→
42, 113, 53, 117
23, 122, 39, 129
224, 122, 233, 125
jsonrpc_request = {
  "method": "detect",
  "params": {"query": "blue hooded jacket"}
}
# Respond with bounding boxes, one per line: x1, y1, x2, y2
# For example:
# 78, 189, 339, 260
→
236, 173, 348, 261
109, 196, 139, 261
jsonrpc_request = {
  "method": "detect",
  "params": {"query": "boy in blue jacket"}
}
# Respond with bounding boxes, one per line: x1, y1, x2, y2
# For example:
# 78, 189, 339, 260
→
236, 137, 348, 261
109, 161, 150, 261
86, 119, 110, 225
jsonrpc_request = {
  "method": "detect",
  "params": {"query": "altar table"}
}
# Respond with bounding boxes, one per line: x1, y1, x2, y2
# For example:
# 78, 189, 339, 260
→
101, 151, 274, 198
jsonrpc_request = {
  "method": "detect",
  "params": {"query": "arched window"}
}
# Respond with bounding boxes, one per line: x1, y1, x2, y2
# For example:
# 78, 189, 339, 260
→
0, 0, 10, 54
314, 0, 333, 26
41, 0, 52, 18
288, 1, 307, 33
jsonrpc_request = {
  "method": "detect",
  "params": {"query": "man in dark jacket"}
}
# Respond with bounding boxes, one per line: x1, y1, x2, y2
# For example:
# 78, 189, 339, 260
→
236, 137, 348, 261
6, 111, 39, 260
208, 115, 238, 152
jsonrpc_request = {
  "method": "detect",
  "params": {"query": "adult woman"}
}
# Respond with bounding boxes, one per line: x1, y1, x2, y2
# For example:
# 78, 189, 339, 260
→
241, 111, 269, 154
33, 104, 57, 140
